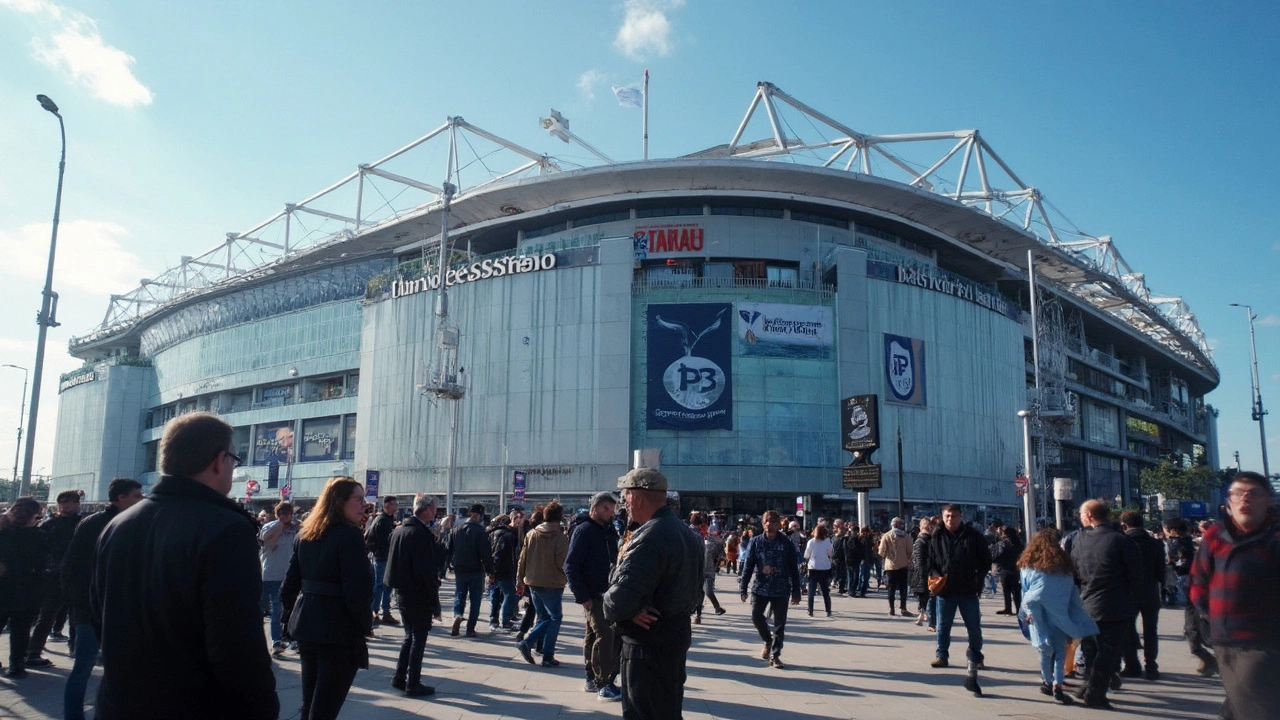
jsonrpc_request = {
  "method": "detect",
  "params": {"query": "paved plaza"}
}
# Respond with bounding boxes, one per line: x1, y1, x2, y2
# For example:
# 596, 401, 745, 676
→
0, 582, 1226, 719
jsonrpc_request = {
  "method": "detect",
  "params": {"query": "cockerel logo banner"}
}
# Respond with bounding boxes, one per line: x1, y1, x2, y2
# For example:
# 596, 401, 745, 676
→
647, 303, 733, 430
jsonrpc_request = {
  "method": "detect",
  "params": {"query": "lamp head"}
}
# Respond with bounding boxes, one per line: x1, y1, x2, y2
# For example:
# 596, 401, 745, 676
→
36, 94, 60, 115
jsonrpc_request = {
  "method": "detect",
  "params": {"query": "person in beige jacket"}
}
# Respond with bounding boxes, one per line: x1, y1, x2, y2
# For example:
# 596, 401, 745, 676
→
878, 517, 914, 616
514, 500, 570, 667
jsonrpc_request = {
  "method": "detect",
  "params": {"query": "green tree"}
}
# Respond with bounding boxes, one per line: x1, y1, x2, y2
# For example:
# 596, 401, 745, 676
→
1139, 460, 1220, 503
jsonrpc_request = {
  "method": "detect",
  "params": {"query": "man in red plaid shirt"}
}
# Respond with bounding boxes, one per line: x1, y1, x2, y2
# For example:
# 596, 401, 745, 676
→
1189, 470, 1280, 719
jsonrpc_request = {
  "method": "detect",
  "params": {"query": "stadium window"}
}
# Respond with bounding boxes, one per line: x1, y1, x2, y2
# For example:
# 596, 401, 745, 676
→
734, 261, 766, 279
522, 222, 568, 240
709, 206, 784, 218
789, 211, 847, 228
767, 265, 799, 287
570, 210, 630, 227
635, 206, 703, 219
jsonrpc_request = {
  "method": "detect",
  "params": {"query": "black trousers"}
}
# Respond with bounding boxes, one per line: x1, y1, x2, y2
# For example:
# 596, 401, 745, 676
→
394, 625, 430, 685
1184, 603, 1216, 664
999, 570, 1021, 613
1217, 646, 1280, 720
751, 595, 790, 658
886, 568, 909, 611
298, 642, 359, 720
0, 608, 37, 669
1123, 602, 1159, 670
1081, 620, 1127, 703
28, 580, 69, 658
620, 640, 689, 720
833, 561, 847, 592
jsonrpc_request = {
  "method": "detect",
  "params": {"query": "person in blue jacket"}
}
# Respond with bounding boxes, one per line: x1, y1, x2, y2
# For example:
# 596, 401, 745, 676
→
1018, 528, 1098, 706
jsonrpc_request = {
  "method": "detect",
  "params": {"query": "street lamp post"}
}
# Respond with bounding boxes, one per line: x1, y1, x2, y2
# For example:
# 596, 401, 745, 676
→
1017, 410, 1037, 532
20, 95, 66, 498
1, 365, 27, 495
1229, 303, 1270, 479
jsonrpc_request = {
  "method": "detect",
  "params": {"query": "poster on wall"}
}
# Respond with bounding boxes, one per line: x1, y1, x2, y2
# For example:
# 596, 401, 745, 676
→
884, 334, 927, 407
736, 302, 833, 358
647, 303, 733, 430
254, 420, 296, 465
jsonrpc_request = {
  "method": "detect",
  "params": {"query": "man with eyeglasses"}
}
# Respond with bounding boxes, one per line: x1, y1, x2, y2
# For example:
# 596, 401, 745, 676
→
1190, 471, 1280, 719
93, 412, 279, 720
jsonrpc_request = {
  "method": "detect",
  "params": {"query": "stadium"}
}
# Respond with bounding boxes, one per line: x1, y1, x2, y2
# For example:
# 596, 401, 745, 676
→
50, 82, 1219, 527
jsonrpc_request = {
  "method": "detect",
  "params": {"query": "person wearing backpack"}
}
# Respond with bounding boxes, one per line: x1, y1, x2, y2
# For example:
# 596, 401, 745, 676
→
364, 496, 399, 626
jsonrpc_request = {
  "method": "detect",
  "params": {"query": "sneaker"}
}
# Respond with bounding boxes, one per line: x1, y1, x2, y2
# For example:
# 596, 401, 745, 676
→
597, 683, 622, 702
516, 642, 535, 665
1054, 687, 1074, 705
540, 658, 561, 668
1119, 666, 1142, 679
584, 678, 599, 693
381, 612, 400, 626
271, 642, 286, 658
769, 656, 785, 669
1144, 667, 1161, 682
288, 642, 298, 652
995, 609, 1013, 615
451, 617, 463, 636
391, 676, 407, 691
931, 657, 949, 668
489, 623, 500, 631
405, 682, 435, 697
49, 631, 67, 641
714, 607, 726, 615
1109, 673, 1123, 691
464, 629, 478, 638
24, 656, 53, 668
5, 668, 28, 679
693, 614, 701, 625
1040, 682, 1053, 696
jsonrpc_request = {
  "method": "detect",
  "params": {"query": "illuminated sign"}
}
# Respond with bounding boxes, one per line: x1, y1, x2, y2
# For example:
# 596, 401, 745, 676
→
634, 223, 704, 255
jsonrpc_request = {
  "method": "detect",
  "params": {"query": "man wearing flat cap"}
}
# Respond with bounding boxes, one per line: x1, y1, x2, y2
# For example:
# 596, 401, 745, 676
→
603, 468, 704, 719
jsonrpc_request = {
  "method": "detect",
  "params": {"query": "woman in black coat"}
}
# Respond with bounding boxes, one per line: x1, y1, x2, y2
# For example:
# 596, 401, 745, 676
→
0, 497, 50, 678
281, 477, 374, 720
991, 525, 1024, 615
909, 518, 936, 628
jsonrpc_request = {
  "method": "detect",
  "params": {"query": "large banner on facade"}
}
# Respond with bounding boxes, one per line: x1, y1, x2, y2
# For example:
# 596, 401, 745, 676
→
884, 334, 926, 407
736, 302, 833, 358
647, 303, 733, 430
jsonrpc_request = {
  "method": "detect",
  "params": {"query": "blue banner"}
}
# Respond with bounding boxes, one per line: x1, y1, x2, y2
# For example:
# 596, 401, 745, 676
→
365, 470, 380, 499
884, 334, 926, 407
647, 303, 733, 430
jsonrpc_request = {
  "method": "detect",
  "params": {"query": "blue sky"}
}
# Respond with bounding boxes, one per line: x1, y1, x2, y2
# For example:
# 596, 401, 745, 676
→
1, 0, 1277, 479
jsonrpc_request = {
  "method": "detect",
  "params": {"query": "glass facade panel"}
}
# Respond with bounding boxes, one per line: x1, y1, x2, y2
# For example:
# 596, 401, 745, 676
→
254, 420, 296, 465
232, 426, 251, 465
342, 416, 357, 460
1086, 401, 1118, 447
301, 416, 343, 462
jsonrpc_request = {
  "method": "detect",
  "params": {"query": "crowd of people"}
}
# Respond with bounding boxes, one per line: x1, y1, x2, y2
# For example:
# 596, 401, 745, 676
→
0, 410, 1275, 719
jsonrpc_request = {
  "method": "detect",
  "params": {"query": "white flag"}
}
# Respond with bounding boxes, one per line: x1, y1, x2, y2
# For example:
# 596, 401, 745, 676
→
612, 85, 643, 109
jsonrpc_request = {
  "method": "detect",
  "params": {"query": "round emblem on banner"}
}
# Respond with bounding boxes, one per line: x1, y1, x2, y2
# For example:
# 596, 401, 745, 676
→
663, 356, 724, 409
888, 339, 915, 400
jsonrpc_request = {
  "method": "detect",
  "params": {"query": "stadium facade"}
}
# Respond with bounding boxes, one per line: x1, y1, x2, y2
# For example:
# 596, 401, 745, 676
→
50, 83, 1219, 525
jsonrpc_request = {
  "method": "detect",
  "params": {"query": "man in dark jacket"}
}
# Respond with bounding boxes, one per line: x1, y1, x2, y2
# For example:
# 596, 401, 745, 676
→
1120, 510, 1165, 680
92, 412, 279, 720
26, 489, 82, 668
1190, 471, 1280, 719
0, 497, 50, 679
450, 503, 495, 637
384, 494, 442, 697
487, 515, 520, 630
740, 509, 803, 669
842, 527, 864, 597
364, 495, 399, 625
928, 504, 991, 670
1070, 498, 1141, 710
604, 469, 703, 720
61, 478, 143, 720
566, 491, 621, 700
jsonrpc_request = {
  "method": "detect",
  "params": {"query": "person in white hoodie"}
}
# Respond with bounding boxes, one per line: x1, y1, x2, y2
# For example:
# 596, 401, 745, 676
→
803, 524, 835, 617
878, 517, 913, 617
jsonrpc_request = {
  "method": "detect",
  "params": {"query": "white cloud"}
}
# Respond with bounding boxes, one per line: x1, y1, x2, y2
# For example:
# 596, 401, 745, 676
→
1258, 314, 1280, 327
1205, 337, 1220, 351
0, 220, 147, 295
3, 0, 153, 108
578, 69, 606, 102
614, 0, 684, 61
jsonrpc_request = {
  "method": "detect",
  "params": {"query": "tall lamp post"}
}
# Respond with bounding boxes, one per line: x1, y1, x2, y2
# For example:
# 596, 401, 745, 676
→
1229, 303, 1270, 479
20, 94, 66, 498
1, 364, 27, 496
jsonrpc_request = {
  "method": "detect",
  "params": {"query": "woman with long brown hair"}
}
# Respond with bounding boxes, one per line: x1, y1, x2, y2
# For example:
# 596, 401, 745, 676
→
281, 477, 374, 720
1017, 528, 1097, 705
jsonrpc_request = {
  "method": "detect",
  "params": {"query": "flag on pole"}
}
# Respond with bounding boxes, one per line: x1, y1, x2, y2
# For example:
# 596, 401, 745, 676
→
612, 85, 643, 109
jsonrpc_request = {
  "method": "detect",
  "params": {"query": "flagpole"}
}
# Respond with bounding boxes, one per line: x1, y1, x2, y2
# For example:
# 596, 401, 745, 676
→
642, 69, 649, 160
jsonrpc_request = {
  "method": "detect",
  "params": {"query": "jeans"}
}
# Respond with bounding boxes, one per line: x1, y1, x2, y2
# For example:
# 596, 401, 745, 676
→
1174, 573, 1191, 606
935, 594, 983, 663
490, 578, 518, 626
453, 572, 485, 631
524, 587, 564, 661
298, 641, 359, 720
263, 580, 284, 643
846, 564, 860, 594
885, 568, 909, 611
699, 575, 723, 615
0, 608, 36, 669
370, 559, 391, 614
751, 594, 791, 658
63, 622, 100, 720
395, 623, 431, 685
621, 639, 690, 720
1081, 619, 1127, 703
1036, 624, 1068, 687
856, 560, 872, 595
807, 569, 832, 614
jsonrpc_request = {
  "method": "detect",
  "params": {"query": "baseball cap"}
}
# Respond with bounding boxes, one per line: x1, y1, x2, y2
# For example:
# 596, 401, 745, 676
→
617, 467, 668, 491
